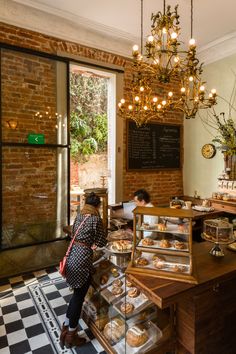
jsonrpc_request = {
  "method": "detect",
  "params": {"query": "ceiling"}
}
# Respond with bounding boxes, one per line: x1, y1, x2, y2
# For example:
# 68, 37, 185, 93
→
6, 0, 236, 62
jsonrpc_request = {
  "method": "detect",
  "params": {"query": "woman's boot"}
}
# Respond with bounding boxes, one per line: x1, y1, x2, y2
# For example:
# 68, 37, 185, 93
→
59, 323, 68, 348
65, 329, 86, 348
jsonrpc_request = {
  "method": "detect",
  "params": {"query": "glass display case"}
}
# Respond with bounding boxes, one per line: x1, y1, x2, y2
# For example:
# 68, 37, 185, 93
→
126, 206, 197, 284
82, 254, 174, 354
202, 218, 235, 256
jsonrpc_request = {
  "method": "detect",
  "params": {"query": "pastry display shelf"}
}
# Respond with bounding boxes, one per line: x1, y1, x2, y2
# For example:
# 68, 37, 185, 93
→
128, 206, 197, 284
82, 254, 174, 354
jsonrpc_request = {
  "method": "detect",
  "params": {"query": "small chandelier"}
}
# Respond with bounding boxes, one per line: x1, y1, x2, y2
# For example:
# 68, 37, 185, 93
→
118, 71, 173, 126
170, 0, 217, 118
118, 0, 175, 125
132, 0, 185, 84
118, 0, 217, 126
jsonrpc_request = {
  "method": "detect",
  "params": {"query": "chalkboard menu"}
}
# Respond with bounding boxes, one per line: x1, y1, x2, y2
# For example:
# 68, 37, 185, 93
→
127, 121, 181, 170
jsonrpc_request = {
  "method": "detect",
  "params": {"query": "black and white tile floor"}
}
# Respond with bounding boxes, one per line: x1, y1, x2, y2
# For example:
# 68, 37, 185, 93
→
0, 267, 107, 354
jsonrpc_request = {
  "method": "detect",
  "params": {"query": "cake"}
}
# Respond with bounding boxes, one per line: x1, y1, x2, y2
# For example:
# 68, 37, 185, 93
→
203, 219, 233, 242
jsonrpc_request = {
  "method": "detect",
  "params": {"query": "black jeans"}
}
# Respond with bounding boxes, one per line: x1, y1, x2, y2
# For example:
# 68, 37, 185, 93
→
66, 276, 91, 329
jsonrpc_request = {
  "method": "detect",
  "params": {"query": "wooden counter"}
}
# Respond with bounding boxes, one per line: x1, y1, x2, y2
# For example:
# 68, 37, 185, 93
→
126, 242, 236, 354
210, 198, 236, 214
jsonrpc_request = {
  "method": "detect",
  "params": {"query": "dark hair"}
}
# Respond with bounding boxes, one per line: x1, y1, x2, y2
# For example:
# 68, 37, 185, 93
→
134, 189, 150, 203
85, 192, 101, 207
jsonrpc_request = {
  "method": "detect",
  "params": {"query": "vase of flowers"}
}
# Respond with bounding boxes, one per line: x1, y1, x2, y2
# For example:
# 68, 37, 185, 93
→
211, 112, 236, 156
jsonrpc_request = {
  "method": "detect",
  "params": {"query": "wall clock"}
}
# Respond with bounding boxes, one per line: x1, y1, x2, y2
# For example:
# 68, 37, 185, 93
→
201, 143, 216, 159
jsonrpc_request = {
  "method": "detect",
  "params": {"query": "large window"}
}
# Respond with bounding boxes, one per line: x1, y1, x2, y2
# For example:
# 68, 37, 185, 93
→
0, 48, 68, 249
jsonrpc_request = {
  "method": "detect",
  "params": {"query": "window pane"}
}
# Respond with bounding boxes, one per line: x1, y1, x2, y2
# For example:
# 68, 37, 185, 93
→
2, 146, 68, 249
1, 49, 67, 145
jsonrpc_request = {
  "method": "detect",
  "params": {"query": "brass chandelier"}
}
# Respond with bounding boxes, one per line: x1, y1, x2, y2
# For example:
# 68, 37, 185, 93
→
118, 0, 217, 125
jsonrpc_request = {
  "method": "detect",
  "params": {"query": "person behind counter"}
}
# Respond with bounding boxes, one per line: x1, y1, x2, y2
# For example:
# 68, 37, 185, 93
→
133, 189, 159, 238
60, 192, 107, 349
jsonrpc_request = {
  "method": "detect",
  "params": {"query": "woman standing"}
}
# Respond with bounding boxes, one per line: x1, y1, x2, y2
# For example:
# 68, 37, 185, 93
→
60, 192, 107, 348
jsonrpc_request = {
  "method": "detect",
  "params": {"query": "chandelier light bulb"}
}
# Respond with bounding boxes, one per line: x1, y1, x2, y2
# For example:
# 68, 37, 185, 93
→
189, 38, 196, 47
135, 96, 140, 102
181, 87, 186, 93
132, 44, 139, 52
189, 76, 193, 81
140, 86, 144, 92
208, 93, 213, 98
118, 102, 122, 108
120, 98, 125, 104
168, 92, 173, 97
162, 100, 167, 106
211, 88, 216, 94
148, 35, 154, 42
144, 106, 148, 110
199, 85, 205, 92
153, 97, 158, 102
128, 105, 133, 110
157, 104, 162, 109
171, 32, 178, 39
174, 56, 179, 63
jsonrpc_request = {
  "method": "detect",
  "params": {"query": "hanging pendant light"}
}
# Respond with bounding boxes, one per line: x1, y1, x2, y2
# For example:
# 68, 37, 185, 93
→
118, 0, 172, 126
118, 0, 217, 126
132, 0, 185, 84
173, 0, 217, 118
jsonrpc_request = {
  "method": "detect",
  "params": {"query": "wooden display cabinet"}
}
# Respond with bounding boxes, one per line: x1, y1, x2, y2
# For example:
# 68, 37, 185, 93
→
82, 256, 174, 354
127, 206, 197, 284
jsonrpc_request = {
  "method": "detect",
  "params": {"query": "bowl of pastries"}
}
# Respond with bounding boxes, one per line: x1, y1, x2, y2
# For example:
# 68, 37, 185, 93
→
107, 240, 133, 253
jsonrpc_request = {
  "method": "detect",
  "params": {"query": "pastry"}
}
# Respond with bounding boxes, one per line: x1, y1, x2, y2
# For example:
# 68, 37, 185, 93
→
142, 238, 154, 246
112, 279, 123, 287
158, 223, 167, 231
126, 325, 148, 347
153, 259, 165, 269
100, 274, 109, 285
135, 257, 149, 266
178, 224, 185, 233
159, 239, 171, 248
112, 286, 123, 295
128, 287, 140, 298
113, 240, 132, 251
95, 314, 109, 330
100, 260, 110, 269
152, 254, 165, 262
103, 318, 125, 343
172, 264, 186, 273
111, 267, 120, 278
174, 240, 186, 249
126, 278, 133, 287
120, 302, 134, 314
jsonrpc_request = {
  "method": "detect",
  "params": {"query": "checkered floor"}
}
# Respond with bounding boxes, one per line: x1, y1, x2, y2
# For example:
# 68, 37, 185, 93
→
0, 267, 107, 354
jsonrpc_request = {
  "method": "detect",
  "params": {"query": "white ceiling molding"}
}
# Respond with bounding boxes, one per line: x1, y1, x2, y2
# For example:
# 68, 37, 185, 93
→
198, 32, 236, 66
2, 0, 236, 65
1, 0, 135, 58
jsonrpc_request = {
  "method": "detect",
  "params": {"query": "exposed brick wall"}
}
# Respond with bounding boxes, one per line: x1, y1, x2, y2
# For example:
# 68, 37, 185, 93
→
0, 22, 184, 208
70, 161, 79, 186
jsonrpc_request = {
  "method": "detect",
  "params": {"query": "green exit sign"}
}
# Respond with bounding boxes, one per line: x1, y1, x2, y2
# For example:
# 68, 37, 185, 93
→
28, 133, 45, 144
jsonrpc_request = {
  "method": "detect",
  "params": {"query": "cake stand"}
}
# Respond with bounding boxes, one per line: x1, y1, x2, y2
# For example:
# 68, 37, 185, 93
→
202, 219, 235, 257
